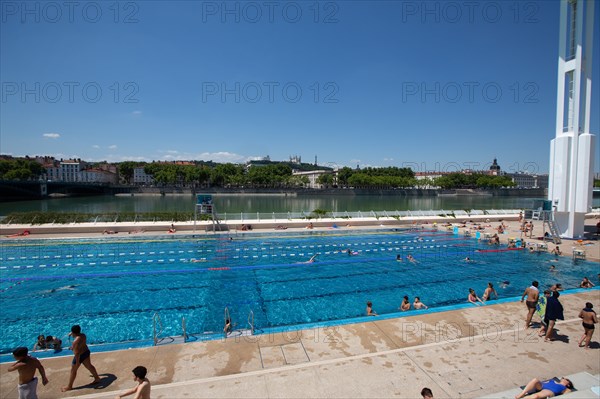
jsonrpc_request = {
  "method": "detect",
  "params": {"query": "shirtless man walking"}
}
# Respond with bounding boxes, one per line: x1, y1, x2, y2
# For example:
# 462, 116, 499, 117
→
520, 281, 539, 328
8, 346, 48, 399
62, 325, 101, 392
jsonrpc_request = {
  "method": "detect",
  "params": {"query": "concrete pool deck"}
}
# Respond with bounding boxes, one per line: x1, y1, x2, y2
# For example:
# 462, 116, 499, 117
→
1, 291, 599, 399
1, 216, 599, 398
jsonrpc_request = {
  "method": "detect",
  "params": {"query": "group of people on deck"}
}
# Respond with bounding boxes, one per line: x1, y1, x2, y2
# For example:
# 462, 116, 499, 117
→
8, 325, 151, 398
521, 280, 598, 348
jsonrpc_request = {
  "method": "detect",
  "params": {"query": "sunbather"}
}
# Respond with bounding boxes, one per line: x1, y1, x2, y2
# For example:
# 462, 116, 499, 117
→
515, 377, 573, 399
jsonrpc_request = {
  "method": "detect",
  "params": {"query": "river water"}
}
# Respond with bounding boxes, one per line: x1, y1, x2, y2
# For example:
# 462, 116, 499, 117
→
3, 194, 597, 216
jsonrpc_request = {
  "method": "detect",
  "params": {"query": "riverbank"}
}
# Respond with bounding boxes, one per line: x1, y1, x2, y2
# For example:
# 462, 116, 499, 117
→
0, 180, 549, 201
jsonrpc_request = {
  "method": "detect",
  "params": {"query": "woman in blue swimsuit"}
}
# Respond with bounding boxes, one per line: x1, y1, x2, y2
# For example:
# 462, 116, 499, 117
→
515, 377, 574, 398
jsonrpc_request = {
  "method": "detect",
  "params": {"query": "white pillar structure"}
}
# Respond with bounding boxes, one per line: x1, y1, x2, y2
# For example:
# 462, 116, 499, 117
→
548, 0, 596, 239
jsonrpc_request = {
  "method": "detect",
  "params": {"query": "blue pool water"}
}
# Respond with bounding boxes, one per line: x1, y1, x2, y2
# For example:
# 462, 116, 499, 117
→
0, 228, 598, 355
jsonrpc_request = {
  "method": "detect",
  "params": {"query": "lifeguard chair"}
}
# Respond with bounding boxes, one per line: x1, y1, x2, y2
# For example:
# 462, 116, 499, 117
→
194, 194, 226, 232
573, 248, 586, 260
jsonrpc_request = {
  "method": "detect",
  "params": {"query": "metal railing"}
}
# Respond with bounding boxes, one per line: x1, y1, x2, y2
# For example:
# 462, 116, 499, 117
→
8, 208, 600, 226
215, 209, 524, 222
248, 310, 255, 335
152, 312, 164, 346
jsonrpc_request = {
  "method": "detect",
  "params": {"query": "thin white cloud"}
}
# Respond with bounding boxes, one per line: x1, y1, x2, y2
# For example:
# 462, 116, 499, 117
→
196, 151, 248, 163
92, 145, 100, 149
108, 145, 118, 150
87, 155, 150, 163
383, 158, 394, 162
155, 150, 249, 164
43, 133, 60, 139
131, 111, 142, 116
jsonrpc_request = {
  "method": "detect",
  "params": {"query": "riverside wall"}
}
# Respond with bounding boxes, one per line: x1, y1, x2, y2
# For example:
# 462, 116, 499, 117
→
0, 182, 550, 201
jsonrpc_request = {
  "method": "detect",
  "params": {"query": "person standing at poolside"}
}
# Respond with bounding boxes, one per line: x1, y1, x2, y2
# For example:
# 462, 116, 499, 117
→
578, 302, 598, 349
62, 325, 101, 392
537, 290, 552, 337
550, 283, 563, 292
115, 366, 151, 399
528, 221, 534, 238
8, 346, 49, 399
544, 291, 564, 341
520, 281, 539, 328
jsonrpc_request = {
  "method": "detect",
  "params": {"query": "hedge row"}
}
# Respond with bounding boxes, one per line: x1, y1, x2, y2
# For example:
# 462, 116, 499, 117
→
2, 212, 214, 225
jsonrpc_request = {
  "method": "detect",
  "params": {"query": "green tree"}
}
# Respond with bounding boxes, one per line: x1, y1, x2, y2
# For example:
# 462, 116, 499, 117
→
0, 159, 45, 181
337, 167, 353, 186
317, 173, 334, 187
118, 161, 142, 184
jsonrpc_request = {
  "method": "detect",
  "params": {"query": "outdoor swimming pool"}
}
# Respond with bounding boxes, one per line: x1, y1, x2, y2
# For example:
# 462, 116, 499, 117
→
0, 228, 597, 355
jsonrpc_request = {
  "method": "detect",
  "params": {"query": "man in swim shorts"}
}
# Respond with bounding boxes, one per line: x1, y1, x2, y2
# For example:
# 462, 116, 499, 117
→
62, 325, 101, 392
578, 302, 598, 349
520, 281, 539, 328
8, 346, 48, 399
515, 377, 573, 398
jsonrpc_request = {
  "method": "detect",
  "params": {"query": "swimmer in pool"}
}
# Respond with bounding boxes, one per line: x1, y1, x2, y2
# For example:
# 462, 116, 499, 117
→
49, 285, 77, 294
302, 254, 318, 264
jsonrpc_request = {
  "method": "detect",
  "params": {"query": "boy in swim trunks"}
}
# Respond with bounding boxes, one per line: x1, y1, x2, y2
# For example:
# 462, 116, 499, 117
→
8, 346, 48, 399
520, 281, 539, 328
515, 377, 573, 398
62, 325, 101, 392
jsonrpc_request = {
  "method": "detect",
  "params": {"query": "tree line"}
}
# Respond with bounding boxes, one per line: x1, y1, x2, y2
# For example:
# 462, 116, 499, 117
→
0, 159, 44, 180
0, 158, 532, 189
120, 163, 517, 189
119, 161, 310, 188
318, 168, 515, 189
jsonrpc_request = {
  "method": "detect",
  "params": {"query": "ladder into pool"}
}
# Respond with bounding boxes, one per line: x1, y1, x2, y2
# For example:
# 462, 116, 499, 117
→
224, 307, 255, 337
152, 308, 255, 346
153, 313, 188, 346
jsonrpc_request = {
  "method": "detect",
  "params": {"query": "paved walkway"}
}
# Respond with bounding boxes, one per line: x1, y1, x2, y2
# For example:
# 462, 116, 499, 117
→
1, 291, 598, 399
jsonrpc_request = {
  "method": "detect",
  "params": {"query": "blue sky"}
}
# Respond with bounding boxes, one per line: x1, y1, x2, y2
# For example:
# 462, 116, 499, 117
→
1, 0, 599, 174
